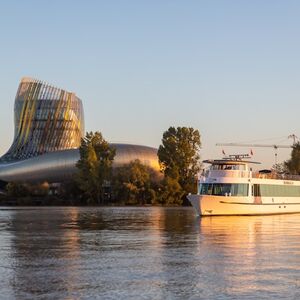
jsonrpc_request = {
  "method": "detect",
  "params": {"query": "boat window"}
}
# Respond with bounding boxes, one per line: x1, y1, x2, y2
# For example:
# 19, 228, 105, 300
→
234, 164, 246, 170
199, 183, 213, 195
211, 164, 246, 171
211, 165, 223, 170
224, 165, 233, 170
253, 184, 260, 197
253, 184, 300, 197
199, 183, 248, 196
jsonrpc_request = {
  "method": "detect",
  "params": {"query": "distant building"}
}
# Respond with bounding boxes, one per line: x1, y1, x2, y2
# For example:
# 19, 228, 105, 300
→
0, 77, 159, 183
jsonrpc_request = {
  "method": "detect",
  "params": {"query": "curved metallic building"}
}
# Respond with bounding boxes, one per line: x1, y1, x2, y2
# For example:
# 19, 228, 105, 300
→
1, 77, 84, 162
0, 77, 159, 183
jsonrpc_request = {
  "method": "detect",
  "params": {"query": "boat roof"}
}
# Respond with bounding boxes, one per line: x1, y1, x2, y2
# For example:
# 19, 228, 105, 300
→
203, 159, 261, 165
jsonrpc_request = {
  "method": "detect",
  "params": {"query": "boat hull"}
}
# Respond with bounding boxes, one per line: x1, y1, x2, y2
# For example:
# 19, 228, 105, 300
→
187, 194, 300, 216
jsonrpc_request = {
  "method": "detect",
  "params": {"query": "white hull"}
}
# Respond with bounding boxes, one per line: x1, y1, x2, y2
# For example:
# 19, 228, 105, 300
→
187, 194, 300, 216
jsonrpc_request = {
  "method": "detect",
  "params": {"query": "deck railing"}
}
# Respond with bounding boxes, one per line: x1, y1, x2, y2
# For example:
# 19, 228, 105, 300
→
207, 170, 300, 181
208, 170, 251, 178
252, 173, 300, 181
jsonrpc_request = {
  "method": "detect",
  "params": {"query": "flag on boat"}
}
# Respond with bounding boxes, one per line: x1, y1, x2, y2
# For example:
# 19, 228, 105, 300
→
250, 149, 253, 156
222, 149, 226, 155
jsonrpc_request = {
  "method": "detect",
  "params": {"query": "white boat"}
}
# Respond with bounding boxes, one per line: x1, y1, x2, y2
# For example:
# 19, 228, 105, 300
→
187, 155, 300, 216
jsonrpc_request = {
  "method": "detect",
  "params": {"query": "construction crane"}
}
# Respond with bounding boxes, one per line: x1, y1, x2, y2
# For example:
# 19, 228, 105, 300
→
288, 134, 299, 144
216, 143, 291, 149
216, 143, 292, 165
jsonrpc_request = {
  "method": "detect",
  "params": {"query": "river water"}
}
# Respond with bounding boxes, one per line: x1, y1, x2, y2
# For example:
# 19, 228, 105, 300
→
0, 207, 299, 299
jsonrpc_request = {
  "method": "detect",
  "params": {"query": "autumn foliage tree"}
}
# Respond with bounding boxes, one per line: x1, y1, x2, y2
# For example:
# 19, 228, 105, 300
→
285, 142, 300, 175
158, 126, 201, 205
76, 131, 116, 204
112, 159, 158, 205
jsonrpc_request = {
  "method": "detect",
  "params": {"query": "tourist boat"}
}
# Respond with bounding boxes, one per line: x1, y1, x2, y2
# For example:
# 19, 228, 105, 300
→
187, 154, 300, 216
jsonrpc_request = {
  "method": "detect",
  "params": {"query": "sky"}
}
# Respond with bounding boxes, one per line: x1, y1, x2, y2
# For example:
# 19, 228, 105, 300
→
0, 0, 299, 168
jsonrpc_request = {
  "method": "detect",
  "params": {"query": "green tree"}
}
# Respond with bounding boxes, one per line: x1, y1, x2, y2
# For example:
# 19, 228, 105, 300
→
271, 163, 287, 174
285, 142, 300, 175
6, 182, 30, 197
113, 160, 158, 205
76, 131, 116, 204
58, 179, 84, 204
156, 175, 185, 206
158, 126, 201, 204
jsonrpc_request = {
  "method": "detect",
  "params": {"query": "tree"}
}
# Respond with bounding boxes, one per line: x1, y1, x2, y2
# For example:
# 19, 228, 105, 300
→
76, 131, 116, 204
285, 142, 300, 175
271, 163, 287, 174
156, 175, 185, 206
113, 160, 158, 205
6, 182, 30, 197
6, 182, 51, 199
58, 179, 84, 203
158, 126, 201, 203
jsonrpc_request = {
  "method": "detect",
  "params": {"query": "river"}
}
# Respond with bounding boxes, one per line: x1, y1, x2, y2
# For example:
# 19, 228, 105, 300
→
0, 207, 299, 299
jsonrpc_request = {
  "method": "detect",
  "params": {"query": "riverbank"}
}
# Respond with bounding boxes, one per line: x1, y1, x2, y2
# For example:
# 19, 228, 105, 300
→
0, 194, 78, 206
0, 194, 189, 207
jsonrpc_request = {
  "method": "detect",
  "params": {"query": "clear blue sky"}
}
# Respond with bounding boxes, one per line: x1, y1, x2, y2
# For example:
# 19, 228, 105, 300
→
0, 0, 299, 168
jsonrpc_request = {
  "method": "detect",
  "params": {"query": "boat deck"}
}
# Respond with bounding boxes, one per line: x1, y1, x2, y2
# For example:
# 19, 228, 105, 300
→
253, 173, 300, 181
205, 169, 300, 181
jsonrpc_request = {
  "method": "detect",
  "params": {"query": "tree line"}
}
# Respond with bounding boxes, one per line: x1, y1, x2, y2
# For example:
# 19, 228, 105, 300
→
4, 126, 202, 206
6, 131, 300, 206
75, 126, 201, 205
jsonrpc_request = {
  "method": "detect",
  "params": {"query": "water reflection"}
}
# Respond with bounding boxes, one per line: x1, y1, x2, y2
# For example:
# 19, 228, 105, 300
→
197, 215, 300, 299
0, 207, 300, 299
9, 208, 82, 299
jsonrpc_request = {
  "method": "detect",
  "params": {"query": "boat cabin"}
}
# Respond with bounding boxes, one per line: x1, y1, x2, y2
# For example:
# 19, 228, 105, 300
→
202, 155, 261, 180
208, 160, 248, 171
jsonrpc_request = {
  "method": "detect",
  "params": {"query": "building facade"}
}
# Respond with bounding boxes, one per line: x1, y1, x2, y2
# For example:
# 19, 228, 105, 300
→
1, 77, 84, 162
0, 77, 159, 183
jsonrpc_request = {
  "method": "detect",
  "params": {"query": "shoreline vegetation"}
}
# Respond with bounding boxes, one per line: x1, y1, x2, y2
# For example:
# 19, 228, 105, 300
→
0, 127, 202, 207
1, 129, 299, 207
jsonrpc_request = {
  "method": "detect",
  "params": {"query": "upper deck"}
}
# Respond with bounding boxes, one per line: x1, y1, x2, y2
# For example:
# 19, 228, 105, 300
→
204, 158, 255, 179
203, 158, 300, 181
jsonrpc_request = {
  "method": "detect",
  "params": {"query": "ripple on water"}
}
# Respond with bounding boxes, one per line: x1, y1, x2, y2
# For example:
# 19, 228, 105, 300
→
0, 207, 299, 299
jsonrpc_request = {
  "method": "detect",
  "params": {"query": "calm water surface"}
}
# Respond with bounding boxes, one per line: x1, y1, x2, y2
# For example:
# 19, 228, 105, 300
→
0, 207, 300, 299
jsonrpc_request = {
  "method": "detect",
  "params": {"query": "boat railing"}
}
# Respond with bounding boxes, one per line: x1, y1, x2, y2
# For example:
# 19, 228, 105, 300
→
252, 172, 300, 181
208, 170, 251, 178
207, 170, 300, 181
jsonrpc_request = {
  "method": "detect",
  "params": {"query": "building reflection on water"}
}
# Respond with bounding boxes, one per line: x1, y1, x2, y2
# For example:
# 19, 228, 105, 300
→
3, 207, 300, 299
9, 208, 82, 299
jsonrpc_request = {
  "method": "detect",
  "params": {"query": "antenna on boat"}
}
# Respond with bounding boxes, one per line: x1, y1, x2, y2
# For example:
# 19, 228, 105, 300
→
216, 141, 292, 165
225, 154, 252, 160
222, 148, 253, 161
